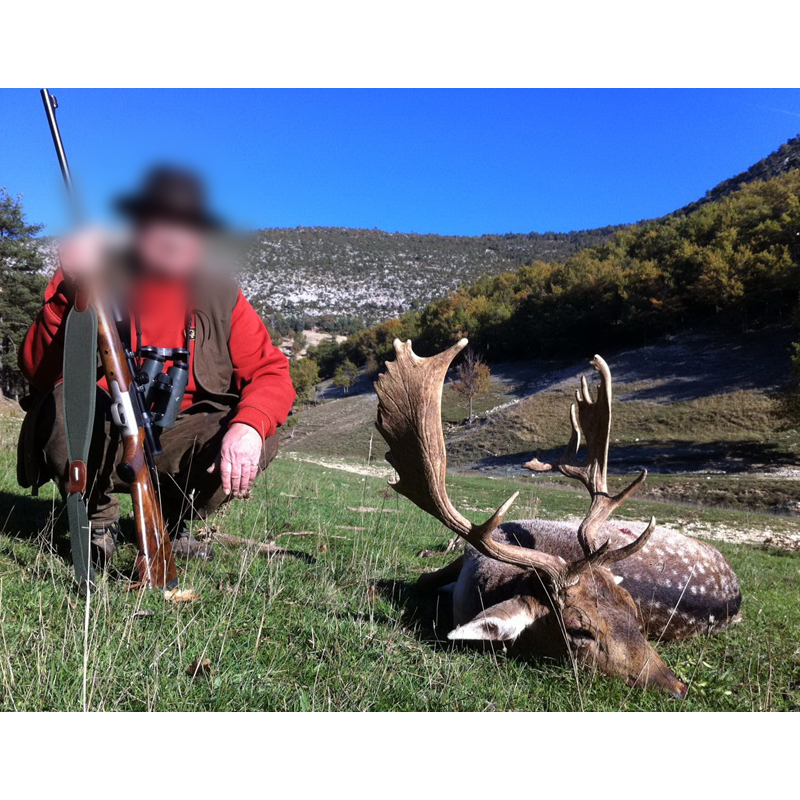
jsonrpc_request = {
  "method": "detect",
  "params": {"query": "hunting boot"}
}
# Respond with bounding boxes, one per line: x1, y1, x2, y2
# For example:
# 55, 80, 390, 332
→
171, 522, 215, 562
90, 520, 121, 568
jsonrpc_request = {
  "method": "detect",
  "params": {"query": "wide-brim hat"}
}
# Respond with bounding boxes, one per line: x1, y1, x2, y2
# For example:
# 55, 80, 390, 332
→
115, 166, 224, 231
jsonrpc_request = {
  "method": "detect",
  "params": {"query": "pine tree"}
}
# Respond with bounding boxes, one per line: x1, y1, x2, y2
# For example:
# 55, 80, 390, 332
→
0, 189, 46, 398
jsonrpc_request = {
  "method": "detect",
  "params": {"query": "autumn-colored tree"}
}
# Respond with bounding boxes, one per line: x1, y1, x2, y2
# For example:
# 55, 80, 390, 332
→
451, 349, 491, 423
364, 351, 380, 377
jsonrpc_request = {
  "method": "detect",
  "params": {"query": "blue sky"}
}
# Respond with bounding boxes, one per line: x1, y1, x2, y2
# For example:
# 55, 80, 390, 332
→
2, 88, 800, 237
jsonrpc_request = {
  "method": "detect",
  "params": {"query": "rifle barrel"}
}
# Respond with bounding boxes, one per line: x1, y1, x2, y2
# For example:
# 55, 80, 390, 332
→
40, 88, 83, 224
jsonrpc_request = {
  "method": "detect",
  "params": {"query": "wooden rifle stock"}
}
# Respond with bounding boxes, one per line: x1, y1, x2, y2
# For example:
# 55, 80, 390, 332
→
94, 298, 178, 590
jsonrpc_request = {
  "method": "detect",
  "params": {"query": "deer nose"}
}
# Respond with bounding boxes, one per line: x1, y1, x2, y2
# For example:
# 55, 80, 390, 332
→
671, 681, 688, 700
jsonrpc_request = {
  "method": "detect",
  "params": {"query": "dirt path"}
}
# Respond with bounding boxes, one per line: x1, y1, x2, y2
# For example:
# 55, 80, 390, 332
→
282, 451, 394, 479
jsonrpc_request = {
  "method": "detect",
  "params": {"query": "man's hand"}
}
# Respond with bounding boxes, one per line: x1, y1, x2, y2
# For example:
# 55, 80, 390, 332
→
58, 228, 108, 284
207, 423, 263, 498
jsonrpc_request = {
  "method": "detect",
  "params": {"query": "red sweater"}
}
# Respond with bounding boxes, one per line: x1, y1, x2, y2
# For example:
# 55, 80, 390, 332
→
20, 269, 296, 440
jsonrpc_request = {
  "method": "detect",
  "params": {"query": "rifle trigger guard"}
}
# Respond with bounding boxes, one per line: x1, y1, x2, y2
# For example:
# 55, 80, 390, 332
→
109, 380, 139, 437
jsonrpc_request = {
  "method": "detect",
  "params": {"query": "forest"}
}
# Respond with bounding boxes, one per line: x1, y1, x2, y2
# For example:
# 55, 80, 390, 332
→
308, 169, 800, 379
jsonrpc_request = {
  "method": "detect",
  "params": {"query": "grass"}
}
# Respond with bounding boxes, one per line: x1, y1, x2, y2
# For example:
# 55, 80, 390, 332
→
283, 380, 511, 463
448, 385, 798, 461
440, 382, 510, 423
444, 385, 800, 513
284, 375, 800, 513
1, 413, 799, 710
635, 473, 800, 515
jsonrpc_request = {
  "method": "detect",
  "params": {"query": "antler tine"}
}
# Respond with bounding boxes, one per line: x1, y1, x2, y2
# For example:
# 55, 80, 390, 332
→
375, 338, 569, 587
560, 356, 612, 496
524, 355, 655, 571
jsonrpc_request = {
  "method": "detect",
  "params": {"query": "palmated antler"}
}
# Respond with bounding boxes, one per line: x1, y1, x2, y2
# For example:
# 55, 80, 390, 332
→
524, 355, 655, 574
375, 339, 608, 590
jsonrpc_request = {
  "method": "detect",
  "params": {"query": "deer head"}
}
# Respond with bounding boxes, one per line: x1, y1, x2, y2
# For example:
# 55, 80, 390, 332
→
375, 338, 687, 698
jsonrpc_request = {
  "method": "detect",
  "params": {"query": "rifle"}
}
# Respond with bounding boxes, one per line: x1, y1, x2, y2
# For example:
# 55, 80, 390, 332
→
40, 89, 178, 590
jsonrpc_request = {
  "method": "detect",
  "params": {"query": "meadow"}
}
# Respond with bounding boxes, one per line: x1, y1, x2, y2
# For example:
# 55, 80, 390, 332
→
0, 406, 798, 710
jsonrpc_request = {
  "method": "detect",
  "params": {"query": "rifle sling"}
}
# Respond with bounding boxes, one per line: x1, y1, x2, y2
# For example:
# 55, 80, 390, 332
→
62, 301, 98, 587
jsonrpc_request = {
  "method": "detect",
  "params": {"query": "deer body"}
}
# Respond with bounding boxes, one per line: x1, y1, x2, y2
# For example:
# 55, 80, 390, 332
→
374, 339, 743, 697
453, 520, 742, 641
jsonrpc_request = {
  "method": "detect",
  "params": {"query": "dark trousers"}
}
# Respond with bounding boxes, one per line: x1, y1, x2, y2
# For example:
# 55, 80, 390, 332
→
23, 385, 279, 528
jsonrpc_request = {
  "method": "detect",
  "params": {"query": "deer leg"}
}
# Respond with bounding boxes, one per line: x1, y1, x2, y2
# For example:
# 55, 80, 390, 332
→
417, 555, 465, 593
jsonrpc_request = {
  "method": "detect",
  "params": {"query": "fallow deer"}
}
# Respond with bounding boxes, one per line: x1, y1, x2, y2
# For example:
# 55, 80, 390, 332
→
375, 338, 742, 697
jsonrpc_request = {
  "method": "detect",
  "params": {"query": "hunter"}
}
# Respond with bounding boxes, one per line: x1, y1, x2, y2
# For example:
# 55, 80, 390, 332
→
16, 167, 296, 562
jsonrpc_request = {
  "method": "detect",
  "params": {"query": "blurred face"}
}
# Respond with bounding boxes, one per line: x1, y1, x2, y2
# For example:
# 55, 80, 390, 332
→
134, 220, 206, 278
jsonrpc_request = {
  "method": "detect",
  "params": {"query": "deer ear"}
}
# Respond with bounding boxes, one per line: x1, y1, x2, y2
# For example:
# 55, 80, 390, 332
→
448, 597, 540, 642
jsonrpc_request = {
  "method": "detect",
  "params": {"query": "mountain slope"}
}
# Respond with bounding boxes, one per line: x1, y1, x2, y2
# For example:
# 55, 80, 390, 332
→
241, 133, 800, 326
283, 323, 800, 523
33, 132, 800, 332
240, 225, 623, 326
674, 134, 800, 216
313, 167, 800, 385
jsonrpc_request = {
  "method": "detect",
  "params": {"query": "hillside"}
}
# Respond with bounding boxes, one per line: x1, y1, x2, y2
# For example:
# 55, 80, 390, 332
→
31, 134, 800, 336
310, 167, 800, 386
240, 226, 623, 327
675, 134, 800, 217
239, 133, 800, 328
284, 323, 800, 537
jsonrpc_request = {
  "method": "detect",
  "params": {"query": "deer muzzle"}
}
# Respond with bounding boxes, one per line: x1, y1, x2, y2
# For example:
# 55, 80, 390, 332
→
637, 651, 687, 699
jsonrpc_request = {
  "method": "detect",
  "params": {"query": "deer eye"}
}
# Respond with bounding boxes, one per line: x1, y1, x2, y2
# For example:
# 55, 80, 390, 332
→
567, 626, 596, 641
